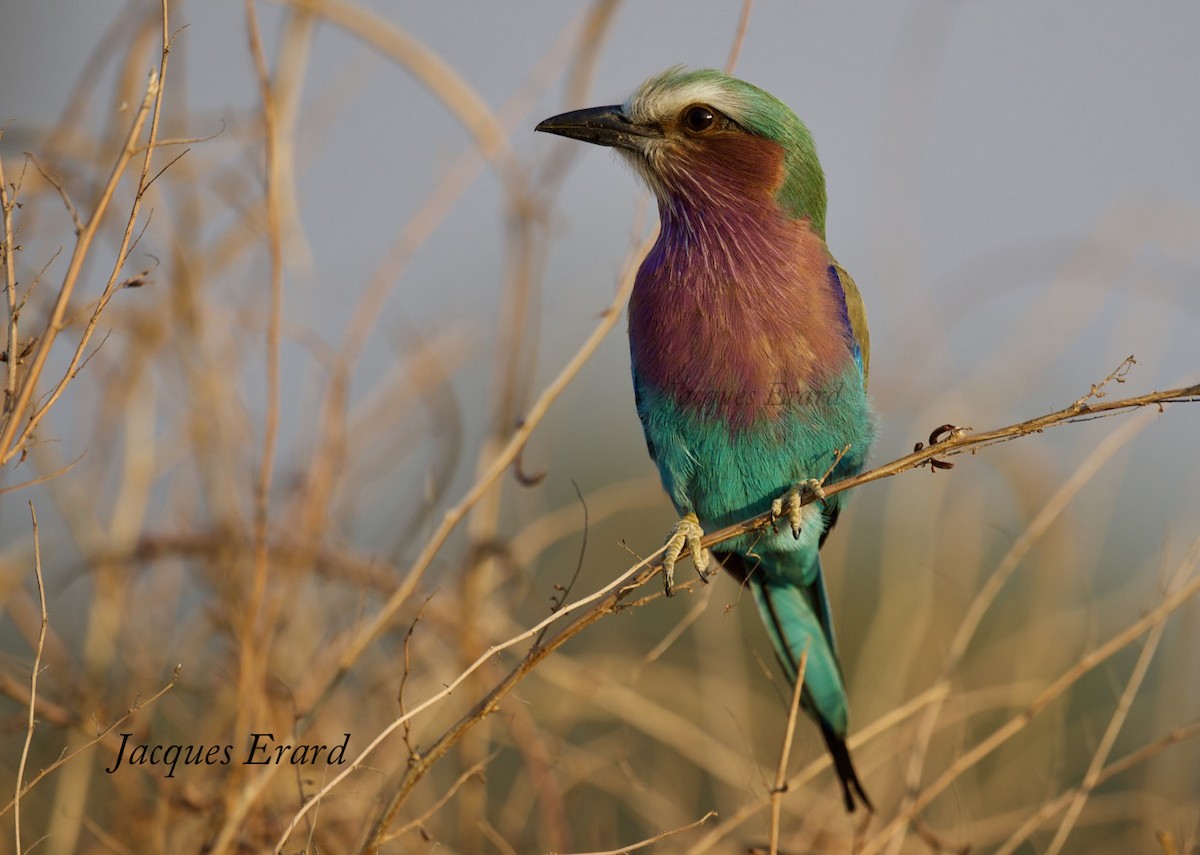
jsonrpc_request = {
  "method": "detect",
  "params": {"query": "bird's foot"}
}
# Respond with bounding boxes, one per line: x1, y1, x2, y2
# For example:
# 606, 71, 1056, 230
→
661, 512, 710, 597
803, 478, 827, 503
771, 479, 826, 540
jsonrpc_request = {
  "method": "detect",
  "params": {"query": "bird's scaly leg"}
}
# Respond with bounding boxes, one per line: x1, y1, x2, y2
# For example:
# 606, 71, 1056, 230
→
661, 512, 710, 597
771, 479, 827, 540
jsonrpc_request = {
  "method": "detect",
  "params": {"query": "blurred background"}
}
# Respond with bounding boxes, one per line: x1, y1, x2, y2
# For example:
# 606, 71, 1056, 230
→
1, 1, 1198, 852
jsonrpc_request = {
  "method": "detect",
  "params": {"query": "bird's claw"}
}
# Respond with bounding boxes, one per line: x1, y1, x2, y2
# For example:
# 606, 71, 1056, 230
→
771, 479, 824, 540
771, 489, 802, 539
662, 512, 709, 597
912, 423, 968, 471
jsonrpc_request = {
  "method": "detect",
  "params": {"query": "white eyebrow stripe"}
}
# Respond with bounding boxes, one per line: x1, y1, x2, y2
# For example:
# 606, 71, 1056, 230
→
625, 78, 747, 125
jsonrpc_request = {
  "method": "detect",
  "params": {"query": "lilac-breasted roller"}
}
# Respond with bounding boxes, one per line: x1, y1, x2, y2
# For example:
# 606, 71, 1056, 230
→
537, 67, 874, 811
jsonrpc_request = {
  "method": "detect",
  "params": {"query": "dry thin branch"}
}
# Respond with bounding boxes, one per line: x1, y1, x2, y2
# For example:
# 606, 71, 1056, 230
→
26, 153, 83, 235
211, 16, 616, 847
1093, 719, 1200, 786
278, 540, 666, 853
0, 79, 152, 461
724, 0, 755, 73
553, 810, 719, 855
0, 0, 173, 465
382, 749, 500, 844
0, 452, 84, 495
281, 0, 517, 172
0, 139, 22, 415
355, 554, 667, 849
283, 2, 607, 573
641, 580, 712, 665
1, 9, 174, 850
13, 7, 1191, 846
699, 372, 1200, 551
280, 0, 524, 424
887, 405, 1158, 855
200, 7, 290, 854
285, 10, 620, 730
992, 718, 1200, 854
510, 476, 661, 568
397, 595, 433, 758
533, 648, 757, 790
685, 686, 950, 854
0, 670, 74, 731
451, 2, 606, 831
769, 645, 808, 855
13, 502, 46, 855
451, 375, 1200, 850
532, 0, 623, 192
297, 227, 655, 724
0, 667, 180, 819
1044, 573, 1175, 855
272, 369, 1200, 853
478, 818, 521, 855
241, 0, 285, 733
858, 534, 1200, 855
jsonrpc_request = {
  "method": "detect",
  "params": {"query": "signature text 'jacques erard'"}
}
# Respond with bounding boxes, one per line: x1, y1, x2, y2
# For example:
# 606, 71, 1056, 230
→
105, 732, 351, 778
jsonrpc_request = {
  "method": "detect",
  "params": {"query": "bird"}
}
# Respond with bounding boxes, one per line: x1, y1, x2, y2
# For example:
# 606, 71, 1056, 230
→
536, 66, 875, 812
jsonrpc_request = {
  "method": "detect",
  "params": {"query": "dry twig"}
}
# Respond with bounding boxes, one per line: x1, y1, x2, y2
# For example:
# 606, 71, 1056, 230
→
554, 810, 719, 855
0, 0, 173, 465
858, 535, 1200, 855
769, 645, 808, 855
13, 503, 46, 855
279, 366, 1199, 853
0, 667, 180, 820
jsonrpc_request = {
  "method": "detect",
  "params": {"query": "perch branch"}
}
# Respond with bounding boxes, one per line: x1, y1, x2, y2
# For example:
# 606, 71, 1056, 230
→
274, 367, 1200, 853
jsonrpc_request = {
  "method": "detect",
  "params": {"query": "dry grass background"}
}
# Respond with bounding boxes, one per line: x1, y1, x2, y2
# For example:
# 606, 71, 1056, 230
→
1, 2, 1198, 853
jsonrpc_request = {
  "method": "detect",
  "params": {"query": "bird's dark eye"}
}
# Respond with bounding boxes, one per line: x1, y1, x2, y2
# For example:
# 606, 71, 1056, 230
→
682, 105, 716, 133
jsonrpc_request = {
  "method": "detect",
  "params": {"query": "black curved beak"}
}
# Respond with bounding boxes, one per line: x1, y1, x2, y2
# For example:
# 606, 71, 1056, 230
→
535, 105, 660, 151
